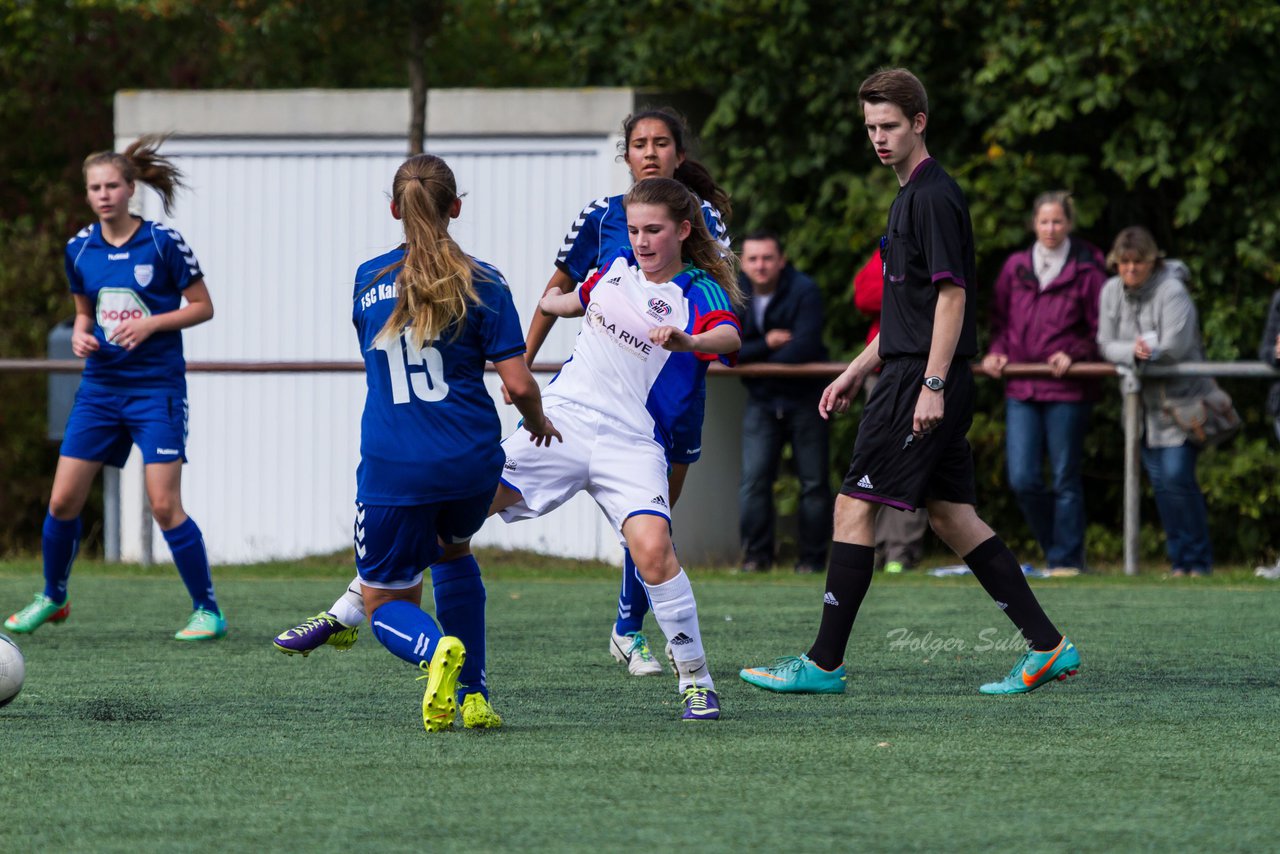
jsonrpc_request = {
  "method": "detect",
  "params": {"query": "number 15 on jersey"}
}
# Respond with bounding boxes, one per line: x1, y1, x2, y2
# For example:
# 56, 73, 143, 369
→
377, 330, 450, 404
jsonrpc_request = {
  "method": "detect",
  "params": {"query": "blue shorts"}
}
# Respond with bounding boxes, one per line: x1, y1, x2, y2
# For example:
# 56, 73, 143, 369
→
667, 383, 705, 465
354, 492, 492, 589
60, 386, 188, 467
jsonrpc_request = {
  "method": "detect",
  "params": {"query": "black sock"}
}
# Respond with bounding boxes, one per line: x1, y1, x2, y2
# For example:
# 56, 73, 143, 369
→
806, 542, 875, 670
964, 535, 1062, 651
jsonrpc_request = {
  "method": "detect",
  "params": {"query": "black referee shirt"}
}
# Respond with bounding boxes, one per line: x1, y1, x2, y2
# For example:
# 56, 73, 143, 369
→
877, 158, 978, 360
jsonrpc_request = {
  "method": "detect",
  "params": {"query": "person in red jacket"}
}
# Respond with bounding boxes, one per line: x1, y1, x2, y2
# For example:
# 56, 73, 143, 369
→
852, 247, 929, 573
981, 192, 1106, 574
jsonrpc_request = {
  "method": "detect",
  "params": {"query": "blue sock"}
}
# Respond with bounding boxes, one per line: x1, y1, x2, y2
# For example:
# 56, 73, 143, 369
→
614, 548, 651, 634
369, 600, 445, 667
431, 555, 488, 700
41, 513, 80, 604
161, 517, 218, 613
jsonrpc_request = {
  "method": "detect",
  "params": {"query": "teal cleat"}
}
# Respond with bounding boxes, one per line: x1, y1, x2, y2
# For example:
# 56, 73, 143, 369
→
740, 654, 846, 694
175, 608, 227, 641
979, 636, 1080, 695
5, 593, 70, 634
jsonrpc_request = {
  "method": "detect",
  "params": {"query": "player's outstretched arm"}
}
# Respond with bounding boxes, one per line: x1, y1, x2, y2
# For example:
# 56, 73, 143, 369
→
502, 269, 576, 405
538, 287, 585, 318
649, 323, 741, 354
493, 355, 562, 446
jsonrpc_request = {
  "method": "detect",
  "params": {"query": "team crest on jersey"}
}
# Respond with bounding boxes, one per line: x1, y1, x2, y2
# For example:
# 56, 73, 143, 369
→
646, 298, 673, 320
134, 264, 154, 287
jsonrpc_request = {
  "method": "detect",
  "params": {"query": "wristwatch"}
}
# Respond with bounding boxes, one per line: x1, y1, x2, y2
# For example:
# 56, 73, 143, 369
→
922, 376, 946, 392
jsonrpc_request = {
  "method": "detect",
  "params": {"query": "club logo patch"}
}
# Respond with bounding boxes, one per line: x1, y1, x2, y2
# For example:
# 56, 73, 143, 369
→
134, 264, 154, 287
646, 298, 673, 320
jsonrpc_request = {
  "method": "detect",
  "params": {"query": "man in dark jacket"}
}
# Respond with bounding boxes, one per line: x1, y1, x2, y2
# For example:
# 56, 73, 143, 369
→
735, 230, 831, 573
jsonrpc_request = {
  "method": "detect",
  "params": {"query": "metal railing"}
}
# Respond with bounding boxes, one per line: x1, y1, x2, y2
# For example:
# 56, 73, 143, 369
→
3, 357, 1278, 573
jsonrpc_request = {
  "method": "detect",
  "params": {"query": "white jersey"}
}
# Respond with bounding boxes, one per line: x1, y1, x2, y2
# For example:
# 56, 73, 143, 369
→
543, 250, 739, 450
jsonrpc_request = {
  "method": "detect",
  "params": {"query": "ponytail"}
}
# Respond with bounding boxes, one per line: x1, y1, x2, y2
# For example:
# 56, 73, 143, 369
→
83, 133, 188, 216
375, 154, 479, 349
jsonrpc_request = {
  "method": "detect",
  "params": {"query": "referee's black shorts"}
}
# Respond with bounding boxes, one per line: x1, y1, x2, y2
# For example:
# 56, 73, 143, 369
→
840, 358, 977, 511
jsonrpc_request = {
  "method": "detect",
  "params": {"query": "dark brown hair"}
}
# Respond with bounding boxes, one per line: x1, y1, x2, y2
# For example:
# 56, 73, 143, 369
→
857, 68, 929, 122
620, 108, 732, 224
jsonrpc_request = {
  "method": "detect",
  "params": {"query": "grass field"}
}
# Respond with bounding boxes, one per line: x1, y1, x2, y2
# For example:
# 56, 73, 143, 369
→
2, 555, 1278, 852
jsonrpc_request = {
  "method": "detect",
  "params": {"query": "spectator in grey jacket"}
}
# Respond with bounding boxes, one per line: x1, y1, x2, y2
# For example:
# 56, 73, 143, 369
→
1097, 226, 1213, 577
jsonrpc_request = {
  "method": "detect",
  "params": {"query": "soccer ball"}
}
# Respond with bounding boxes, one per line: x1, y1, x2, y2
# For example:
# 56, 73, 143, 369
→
0, 633, 25, 708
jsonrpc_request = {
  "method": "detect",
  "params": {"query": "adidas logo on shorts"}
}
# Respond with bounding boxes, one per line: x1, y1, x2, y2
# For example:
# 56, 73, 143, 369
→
650, 495, 668, 507
504, 458, 517, 470
823, 592, 840, 606
856, 474, 874, 490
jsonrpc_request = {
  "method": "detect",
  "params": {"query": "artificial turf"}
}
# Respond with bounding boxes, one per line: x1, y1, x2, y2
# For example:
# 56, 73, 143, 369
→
2, 559, 1277, 852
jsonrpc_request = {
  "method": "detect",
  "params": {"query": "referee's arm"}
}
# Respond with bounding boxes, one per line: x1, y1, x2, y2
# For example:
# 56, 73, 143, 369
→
915, 282, 965, 434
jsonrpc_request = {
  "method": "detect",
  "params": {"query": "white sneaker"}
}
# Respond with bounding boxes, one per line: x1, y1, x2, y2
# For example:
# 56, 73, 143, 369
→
609, 627, 663, 676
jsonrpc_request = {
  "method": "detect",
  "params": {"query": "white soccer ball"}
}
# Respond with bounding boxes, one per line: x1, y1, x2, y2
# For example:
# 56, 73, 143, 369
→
0, 633, 25, 707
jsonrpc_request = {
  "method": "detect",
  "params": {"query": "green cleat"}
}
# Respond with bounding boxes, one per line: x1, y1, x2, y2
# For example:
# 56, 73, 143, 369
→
418, 636, 465, 733
979, 637, 1080, 695
461, 692, 503, 729
175, 608, 227, 641
740, 654, 847, 694
5, 594, 71, 634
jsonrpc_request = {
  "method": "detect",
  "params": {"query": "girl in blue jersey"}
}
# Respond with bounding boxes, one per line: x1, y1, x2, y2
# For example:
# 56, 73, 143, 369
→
504, 177, 742, 720
525, 108, 732, 676
276, 109, 732, 677
342, 153, 557, 732
5, 136, 225, 642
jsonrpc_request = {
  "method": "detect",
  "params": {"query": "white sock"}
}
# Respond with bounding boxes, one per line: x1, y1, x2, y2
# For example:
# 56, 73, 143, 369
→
328, 577, 367, 627
643, 569, 713, 691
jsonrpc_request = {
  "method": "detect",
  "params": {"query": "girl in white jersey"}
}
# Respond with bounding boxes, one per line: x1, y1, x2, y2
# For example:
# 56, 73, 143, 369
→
497, 177, 742, 720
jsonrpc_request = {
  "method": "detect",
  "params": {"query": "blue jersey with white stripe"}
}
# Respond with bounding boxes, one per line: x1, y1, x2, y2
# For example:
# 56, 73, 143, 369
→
555, 194, 728, 284
64, 219, 203, 394
353, 247, 526, 506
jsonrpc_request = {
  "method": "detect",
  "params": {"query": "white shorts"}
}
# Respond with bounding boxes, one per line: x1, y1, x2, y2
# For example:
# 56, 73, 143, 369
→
498, 401, 670, 544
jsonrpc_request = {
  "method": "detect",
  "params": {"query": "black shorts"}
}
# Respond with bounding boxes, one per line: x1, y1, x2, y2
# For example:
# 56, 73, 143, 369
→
840, 358, 977, 510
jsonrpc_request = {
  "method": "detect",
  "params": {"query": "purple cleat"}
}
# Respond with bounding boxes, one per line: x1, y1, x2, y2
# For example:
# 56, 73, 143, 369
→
273, 611, 359, 656
681, 686, 720, 721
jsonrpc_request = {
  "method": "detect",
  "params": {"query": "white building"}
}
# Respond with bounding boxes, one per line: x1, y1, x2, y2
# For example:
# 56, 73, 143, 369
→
114, 88, 745, 566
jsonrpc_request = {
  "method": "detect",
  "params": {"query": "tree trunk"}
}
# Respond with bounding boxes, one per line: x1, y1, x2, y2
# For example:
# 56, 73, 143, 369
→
407, 10, 426, 155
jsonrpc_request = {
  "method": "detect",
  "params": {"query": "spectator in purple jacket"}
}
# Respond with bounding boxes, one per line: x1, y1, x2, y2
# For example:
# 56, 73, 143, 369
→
981, 192, 1107, 574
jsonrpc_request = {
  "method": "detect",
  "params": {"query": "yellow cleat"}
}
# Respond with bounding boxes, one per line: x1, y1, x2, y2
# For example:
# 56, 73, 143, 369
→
461, 692, 503, 729
417, 636, 465, 732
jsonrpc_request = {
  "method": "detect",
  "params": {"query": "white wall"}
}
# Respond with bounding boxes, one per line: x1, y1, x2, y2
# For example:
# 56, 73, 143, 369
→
114, 89, 742, 566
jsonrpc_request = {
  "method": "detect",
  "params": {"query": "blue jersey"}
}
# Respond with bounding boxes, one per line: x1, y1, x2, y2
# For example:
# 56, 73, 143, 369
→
354, 247, 526, 506
555, 194, 728, 284
65, 219, 203, 394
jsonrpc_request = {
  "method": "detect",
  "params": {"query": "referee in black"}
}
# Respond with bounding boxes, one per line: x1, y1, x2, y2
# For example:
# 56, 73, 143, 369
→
741, 68, 1080, 696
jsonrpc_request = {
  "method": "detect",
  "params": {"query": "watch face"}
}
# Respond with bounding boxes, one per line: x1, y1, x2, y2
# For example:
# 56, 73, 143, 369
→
924, 376, 945, 391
